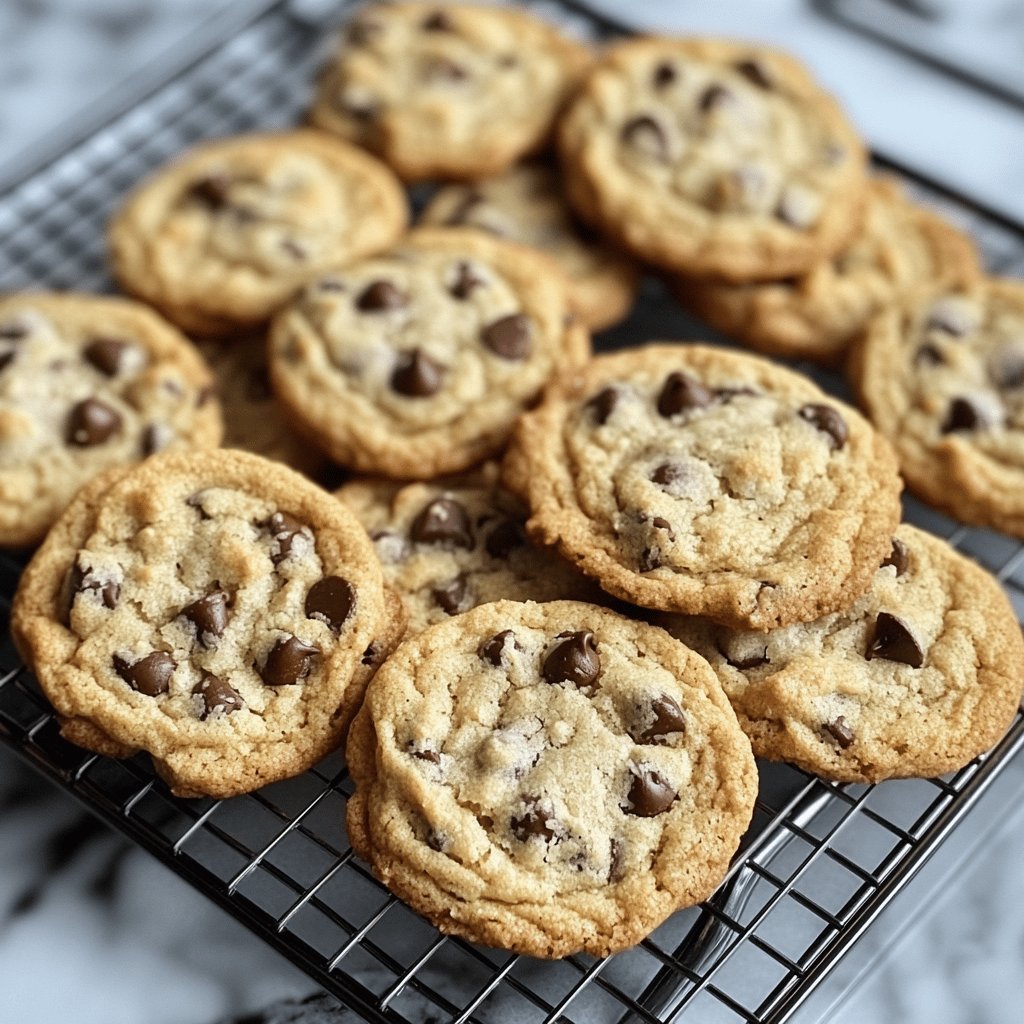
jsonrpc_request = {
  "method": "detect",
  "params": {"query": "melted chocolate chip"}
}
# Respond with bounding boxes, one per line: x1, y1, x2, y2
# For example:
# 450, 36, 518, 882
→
260, 636, 319, 686
632, 694, 687, 745
624, 765, 677, 817
609, 838, 626, 881
422, 10, 452, 30
653, 62, 677, 88
449, 261, 484, 299
391, 348, 445, 397
190, 173, 232, 209
942, 396, 988, 433
883, 538, 909, 577
194, 672, 242, 719
735, 58, 773, 88
356, 280, 407, 312
798, 404, 848, 451
866, 612, 923, 668
587, 386, 623, 425
142, 423, 172, 456
479, 629, 517, 666
621, 115, 670, 162
485, 519, 525, 559
68, 562, 119, 612
433, 575, 468, 615
915, 343, 944, 366
657, 372, 713, 417
542, 631, 601, 690
265, 512, 307, 564
511, 799, 563, 843
0, 351, 16, 372
699, 83, 735, 111
0, 322, 27, 340
651, 461, 688, 489
183, 590, 229, 647
410, 498, 474, 549
114, 652, 175, 696
67, 398, 122, 446
408, 741, 442, 763
84, 338, 130, 376
823, 716, 855, 749
481, 314, 531, 360
305, 576, 355, 632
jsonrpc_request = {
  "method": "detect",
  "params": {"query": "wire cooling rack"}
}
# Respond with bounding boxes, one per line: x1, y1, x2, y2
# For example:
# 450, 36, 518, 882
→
3, 2, 1024, 1022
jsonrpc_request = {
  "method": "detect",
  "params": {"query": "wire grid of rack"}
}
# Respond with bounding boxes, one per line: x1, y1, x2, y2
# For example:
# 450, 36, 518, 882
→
3, 2, 1024, 1022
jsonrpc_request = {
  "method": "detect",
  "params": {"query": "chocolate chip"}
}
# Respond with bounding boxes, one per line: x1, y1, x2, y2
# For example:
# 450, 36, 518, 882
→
305, 576, 355, 632
0, 322, 27, 340
587, 386, 623, 425
260, 636, 319, 686
883, 538, 909, 577
361, 643, 379, 666
265, 512, 307, 564
183, 590, 229, 647
866, 612, 923, 668
190, 173, 232, 208
0, 351, 16, 372
926, 299, 976, 336
942, 396, 988, 433
479, 629, 517, 666
632, 694, 686, 745
699, 83, 735, 111
422, 10, 452, 30
735, 57, 773, 88
481, 314, 531, 360
114, 652, 175, 696
609, 838, 626, 881
356, 280, 407, 312
410, 498, 474, 549
391, 348, 445, 397
67, 398, 122, 446
542, 630, 601, 690
408, 741, 442, 763
194, 672, 242, 719
915, 343, 944, 366
485, 519, 525, 559
621, 115, 670, 162
511, 799, 563, 843
426, 56, 467, 81
651, 461, 689, 489
449, 261, 484, 299
798, 404, 848, 450
142, 423, 172, 456
83, 338, 129, 376
624, 765, 677, 817
653, 61, 677, 87
433, 575, 468, 615
717, 638, 769, 670
823, 716, 855, 749
68, 562, 119, 611
657, 372, 713, 417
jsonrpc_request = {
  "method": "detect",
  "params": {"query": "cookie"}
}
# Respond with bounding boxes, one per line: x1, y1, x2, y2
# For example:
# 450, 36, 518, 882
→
308, 3, 591, 182
0, 293, 222, 549
849, 279, 1024, 536
672, 178, 980, 365
662, 525, 1024, 782
269, 227, 590, 479
196, 336, 323, 477
503, 343, 901, 630
419, 162, 639, 330
558, 37, 868, 281
345, 599, 757, 957
11, 449, 404, 798
337, 466, 600, 638
108, 130, 408, 336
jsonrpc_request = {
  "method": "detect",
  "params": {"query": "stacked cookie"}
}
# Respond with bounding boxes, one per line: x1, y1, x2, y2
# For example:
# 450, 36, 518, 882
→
6, 0, 1024, 962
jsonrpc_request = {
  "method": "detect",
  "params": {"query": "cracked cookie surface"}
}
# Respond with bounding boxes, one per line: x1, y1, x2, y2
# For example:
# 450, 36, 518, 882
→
504, 343, 901, 630
0, 293, 221, 548
661, 525, 1024, 781
558, 37, 867, 280
269, 228, 590, 478
308, 2, 591, 182
108, 130, 407, 336
11, 449, 401, 798
345, 599, 756, 957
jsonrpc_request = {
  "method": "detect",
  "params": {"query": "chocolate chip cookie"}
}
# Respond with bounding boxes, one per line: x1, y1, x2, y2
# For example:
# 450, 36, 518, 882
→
337, 466, 600, 638
418, 163, 639, 331
11, 449, 404, 798
308, 3, 591, 182
269, 227, 590, 479
662, 525, 1024, 781
504, 343, 901, 630
849, 279, 1024, 536
558, 37, 868, 281
0, 293, 222, 549
108, 130, 408, 336
672, 178, 980, 365
345, 599, 757, 957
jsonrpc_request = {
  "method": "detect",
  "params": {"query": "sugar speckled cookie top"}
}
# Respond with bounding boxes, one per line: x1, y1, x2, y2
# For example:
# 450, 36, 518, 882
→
504, 343, 901, 630
419, 163, 639, 330
850, 279, 1024, 537
345, 599, 756, 958
0, 293, 221, 549
309, 3, 591, 182
673, 178, 979, 364
11, 449, 401, 798
338, 468, 599, 638
269, 228, 590, 478
108, 131, 408, 336
559, 37, 867, 280
662, 525, 1024, 782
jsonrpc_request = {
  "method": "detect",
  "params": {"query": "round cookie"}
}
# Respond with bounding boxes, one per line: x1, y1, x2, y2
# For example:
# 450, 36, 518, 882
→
0, 293, 222, 549
849, 279, 1024, 536
558, 37, 868, 281
108, 130, 408, 336
337, 467, 601, 638
672, 178, 980, 365
269, 227, 590, 479
11, 449, 404, 798
345, 599, 757, 958
308, 3, 591, 182
661, 525, 1024, 782
419, 163, 639, 330
196, 336, 323, 477
503, 343, 902, 630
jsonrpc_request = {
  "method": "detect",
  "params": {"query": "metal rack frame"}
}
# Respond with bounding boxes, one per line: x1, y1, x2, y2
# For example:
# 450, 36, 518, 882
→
3, 3, 1024, 1022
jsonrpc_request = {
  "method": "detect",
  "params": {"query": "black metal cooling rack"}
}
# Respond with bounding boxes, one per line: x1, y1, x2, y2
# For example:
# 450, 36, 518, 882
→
3, 2, 1024, 1022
